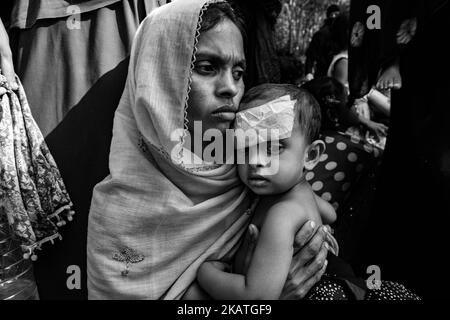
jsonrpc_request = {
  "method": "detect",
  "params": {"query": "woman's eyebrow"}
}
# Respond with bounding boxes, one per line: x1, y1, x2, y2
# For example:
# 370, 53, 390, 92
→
195, 51, 246, 68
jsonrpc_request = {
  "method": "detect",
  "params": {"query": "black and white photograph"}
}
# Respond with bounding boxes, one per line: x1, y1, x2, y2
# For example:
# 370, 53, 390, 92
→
0, 0, 449, 305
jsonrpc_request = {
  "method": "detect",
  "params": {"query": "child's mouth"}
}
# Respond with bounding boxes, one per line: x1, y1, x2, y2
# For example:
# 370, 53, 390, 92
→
247, 174, 269, 188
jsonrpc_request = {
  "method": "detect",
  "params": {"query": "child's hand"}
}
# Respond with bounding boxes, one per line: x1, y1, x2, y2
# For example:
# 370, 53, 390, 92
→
366, 120, 388, 138
205, 260, 230, 272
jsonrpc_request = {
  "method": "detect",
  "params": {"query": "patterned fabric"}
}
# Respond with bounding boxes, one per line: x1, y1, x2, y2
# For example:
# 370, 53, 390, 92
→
396, 18, 418, 45
305, 253, 421, 300
307, 279, 421, 300
87, 0, 252, 300
350, 21, 365, 48
0, 74, 73, 259
306, 131, 382, 214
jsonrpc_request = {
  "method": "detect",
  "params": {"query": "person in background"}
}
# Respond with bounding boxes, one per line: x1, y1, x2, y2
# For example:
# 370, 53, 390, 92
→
232, 0, 282, 88
353, 0, 450, 299
304, 4, 341, 81
327, 13, 389, 141
8, 0, 168, 137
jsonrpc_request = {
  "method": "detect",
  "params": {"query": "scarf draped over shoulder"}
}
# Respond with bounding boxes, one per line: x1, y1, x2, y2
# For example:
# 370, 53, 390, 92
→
87, 0, 252, 300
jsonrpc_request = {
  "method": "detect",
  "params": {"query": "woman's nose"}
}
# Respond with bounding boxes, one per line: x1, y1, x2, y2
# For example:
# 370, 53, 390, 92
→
216, 70, 239, 99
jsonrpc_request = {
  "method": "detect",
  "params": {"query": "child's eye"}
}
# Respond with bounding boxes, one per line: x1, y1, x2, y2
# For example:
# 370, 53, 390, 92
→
267, 142, 283, 155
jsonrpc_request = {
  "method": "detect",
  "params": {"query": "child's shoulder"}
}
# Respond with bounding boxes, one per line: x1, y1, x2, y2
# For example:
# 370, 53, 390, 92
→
265, 186, 318, 226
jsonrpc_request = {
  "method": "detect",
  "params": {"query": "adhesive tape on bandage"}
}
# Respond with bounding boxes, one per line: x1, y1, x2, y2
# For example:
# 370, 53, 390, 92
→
234, 95, 296, 149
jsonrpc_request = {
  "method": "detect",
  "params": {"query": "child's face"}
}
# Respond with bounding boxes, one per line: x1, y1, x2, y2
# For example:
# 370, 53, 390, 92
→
237, 122, 310, 195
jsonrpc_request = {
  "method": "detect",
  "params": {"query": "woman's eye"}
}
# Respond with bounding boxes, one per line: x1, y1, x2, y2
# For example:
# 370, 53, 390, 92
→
195, 63, 216, 75
232, 68, 245, 81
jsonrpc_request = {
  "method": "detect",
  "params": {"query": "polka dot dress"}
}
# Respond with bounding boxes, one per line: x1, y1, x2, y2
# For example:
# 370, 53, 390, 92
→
306, 278, 421, 300
365, 281, 421, 300
305, 131, 383, 213
306, 279, 349, 300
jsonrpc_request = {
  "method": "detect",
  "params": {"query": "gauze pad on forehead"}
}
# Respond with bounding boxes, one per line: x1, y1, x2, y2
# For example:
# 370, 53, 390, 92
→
234, 95, 296, 149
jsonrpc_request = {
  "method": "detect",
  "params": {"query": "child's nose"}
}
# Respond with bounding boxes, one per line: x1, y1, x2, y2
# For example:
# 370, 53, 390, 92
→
248, 147, 271, 168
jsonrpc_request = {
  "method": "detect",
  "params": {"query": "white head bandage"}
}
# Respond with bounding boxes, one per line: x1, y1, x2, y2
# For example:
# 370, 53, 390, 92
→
234, 95, 296, 149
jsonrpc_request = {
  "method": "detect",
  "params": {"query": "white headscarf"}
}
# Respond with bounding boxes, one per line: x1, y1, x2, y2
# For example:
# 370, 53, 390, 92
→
87, 0, 252, 299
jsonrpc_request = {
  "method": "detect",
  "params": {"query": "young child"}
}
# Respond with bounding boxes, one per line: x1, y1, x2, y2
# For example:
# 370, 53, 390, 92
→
196, 83, 421, 301
196, 84, 337, 299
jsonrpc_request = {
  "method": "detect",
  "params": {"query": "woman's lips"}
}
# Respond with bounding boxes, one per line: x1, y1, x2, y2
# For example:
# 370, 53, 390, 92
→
212, 105, 237, 121
211, 111, 236, 121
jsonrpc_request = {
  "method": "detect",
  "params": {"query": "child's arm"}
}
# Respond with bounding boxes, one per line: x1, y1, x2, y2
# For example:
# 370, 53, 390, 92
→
197, 203, 305, 300
367, 88, 391, 116
182, 281, 213, 300
314, 193, 336, 225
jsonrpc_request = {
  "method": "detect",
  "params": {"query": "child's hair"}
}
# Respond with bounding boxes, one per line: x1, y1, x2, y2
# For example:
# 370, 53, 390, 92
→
239, 83, 321, 143
301, 77, 348, 131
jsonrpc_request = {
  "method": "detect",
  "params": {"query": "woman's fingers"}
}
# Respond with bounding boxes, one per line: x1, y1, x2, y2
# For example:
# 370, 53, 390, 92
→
299, 225, 327, 261
281, 242, 329, 300
325, 230, 339, 256
300, 258, 328, 299
304, 241, 329, 280
293, 220, 318, 251
290, 225, 327, 276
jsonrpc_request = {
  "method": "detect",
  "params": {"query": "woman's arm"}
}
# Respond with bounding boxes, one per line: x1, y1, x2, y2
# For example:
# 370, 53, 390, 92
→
197, 203, 304, 300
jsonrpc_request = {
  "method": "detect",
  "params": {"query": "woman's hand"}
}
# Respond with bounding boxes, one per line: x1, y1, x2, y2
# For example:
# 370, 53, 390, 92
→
242, 221, 334, 299
0, 18, 18, 91
280, 222, 329, 299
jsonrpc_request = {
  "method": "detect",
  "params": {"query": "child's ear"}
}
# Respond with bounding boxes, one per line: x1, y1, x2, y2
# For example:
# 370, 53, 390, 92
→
304, 140, 325, 170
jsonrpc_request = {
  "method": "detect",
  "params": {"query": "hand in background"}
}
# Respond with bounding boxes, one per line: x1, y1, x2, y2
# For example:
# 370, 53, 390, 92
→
366, 120, 388, 139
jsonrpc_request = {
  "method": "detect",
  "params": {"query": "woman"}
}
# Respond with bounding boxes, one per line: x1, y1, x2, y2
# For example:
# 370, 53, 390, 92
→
327, 13, 389, 141
87, 0, 333, 300
355, 0, 450, 299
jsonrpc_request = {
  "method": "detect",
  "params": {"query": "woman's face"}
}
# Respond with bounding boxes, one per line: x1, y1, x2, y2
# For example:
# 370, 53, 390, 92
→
187, 18, 246, 135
